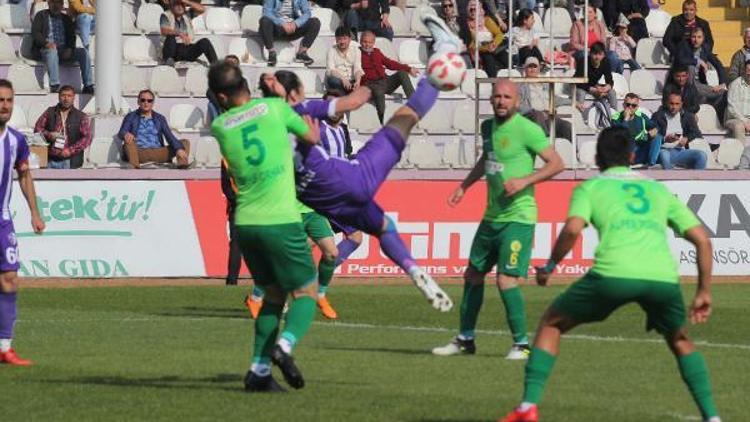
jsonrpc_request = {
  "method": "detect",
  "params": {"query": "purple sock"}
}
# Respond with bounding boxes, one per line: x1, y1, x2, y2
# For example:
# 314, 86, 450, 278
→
335, 238, 360, 267
378, 231, 417, 272
0, 292, 17, 339
405, 77, 439, 119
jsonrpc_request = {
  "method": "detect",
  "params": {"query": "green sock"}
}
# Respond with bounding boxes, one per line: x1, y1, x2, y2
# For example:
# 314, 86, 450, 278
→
523, 347, 557, 404
253, 302, 283, 362
279, 296, 317, 353
317, 257, 335, 296
500, 286, 529, 344
459, 281, 484, 338
678, 352, 719, 419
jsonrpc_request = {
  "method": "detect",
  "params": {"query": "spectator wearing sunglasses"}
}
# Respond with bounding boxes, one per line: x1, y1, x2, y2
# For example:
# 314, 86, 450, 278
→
611, 93, 660, 167
117, 90, 191, 169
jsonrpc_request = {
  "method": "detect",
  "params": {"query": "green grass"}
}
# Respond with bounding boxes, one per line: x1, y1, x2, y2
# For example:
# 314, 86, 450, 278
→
2, 284, 748, 421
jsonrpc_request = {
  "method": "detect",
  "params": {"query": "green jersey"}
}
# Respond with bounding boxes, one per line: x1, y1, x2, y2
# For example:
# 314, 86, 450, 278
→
568, 167, 701, 282
481, 114, 549, 224
211, 98, 310, 226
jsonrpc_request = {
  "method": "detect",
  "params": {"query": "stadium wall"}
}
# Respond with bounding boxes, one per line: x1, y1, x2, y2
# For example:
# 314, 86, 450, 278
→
12, 180, 750, 278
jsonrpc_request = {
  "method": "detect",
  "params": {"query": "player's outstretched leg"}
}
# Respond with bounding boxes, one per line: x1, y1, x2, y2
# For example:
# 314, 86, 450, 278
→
272, 282, 318, 389
0, 273, 31, 366
421, 13, 464, 55
667, 330, 721, 422
245, 286, 286, 393
334, 231, 363, 268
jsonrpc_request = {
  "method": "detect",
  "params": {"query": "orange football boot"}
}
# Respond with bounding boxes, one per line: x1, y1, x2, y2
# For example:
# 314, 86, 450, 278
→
499, 405, 538, 422
0, 349, 32, 366
317, 296, 338, 320
245, 295, 263, 320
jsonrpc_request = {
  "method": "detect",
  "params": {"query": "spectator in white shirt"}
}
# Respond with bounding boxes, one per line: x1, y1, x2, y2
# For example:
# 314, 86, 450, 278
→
725, 60, 750, 144
517, 56, 572, 141
326, 26, 364, 93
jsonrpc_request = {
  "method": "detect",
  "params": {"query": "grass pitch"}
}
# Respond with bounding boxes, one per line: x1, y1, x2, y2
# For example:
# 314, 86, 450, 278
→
2, 282, 748, 421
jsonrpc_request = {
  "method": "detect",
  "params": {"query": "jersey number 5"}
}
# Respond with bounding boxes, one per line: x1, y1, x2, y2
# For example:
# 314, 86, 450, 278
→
242, 124, 266, 166
622, 183, 650, 214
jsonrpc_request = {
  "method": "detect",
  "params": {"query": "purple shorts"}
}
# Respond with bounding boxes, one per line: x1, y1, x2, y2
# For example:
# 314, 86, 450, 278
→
347, 125, 406, 202
329, 201, 385, 236
0, 222, 19, 272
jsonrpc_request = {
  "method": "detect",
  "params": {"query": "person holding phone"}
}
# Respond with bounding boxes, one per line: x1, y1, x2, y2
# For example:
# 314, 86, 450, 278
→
651, 93, 707, 169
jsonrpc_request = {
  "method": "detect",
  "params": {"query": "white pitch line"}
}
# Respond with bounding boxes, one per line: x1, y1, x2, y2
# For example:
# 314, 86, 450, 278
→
16, 317, 750, 351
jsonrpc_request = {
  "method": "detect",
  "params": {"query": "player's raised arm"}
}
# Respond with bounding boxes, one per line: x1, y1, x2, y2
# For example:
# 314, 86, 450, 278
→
683, 226, 713, 324
16, 162, 44, 234
333, 86, 372, 114
448, 152, 486, 207
504, 146, 564, 197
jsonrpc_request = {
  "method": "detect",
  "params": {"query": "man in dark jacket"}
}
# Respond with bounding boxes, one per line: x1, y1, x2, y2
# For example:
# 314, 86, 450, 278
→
673, 27, 727, 119
31, 0, 94, 94
343, 0, 394, 41
33, 85, 91, 169
574, 42, 617, 110
651, 92, 707, 169
117, 89, 190, 169
662, 64, 702, 114
663, 0, 714, 60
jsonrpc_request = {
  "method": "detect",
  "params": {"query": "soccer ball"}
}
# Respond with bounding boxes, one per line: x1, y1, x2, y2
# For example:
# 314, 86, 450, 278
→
426, 52, 467, 91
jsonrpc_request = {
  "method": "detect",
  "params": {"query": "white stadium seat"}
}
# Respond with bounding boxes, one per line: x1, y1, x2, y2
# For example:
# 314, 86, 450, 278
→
185, 66, 209, 96
202, 35, 228, 61
149, 65, 186, 96
241, 5, 263, 32
86, 138, 122, 168
0, 33, 18, 64
0, 4, 31, 33
497, 69, 521, 77
444, 138, 475, 169
122, 65, 149, 95
7, 63, 47, 94
306, 38, 329, 68
398, 39, 428, 68
312, 7, 341, 35
136, 3, 165, 33
555, 138, 576, 168
296, 68, 323, 97
194, 136, 222, 168
123, 36, 159, 65
205, 7, 241, 34
717, 138, 744, 169
227, 38, 266, 65
389, 7, 409, 36
349, 103, 381, 133
543, 8, 572, 37
557, 105, 595, 134
410, 6, 436, 36
577, 141, 597, 169
408, 138, 443, 169
689, 138, 720, 169
375, 38, 396, 60
532, 11, 546, 36
192, 14, 209, 35
612, 72, 628, 99
169, 104, 205, 132
268, 41, 299, 66
419, 103, 456, 134
628, 69, 660, 99
635, 38, 669, 67
461, 69, 491, 98
122, 4, 140, 34
646, 9, 671, 38
9, 107, 30, 133
26, 101, 56, 126
452, 102, 476, 134
696, 104, 723, 133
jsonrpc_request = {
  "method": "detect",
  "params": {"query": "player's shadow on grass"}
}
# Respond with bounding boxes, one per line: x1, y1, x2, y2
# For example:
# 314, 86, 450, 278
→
320, 344, 434, 356
41, 374, 244, 392
154, 306, 248, 320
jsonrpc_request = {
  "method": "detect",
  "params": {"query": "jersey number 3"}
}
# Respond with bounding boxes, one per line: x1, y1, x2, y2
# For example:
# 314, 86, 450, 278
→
242, 124, 266, 166
622, 183, 650, 214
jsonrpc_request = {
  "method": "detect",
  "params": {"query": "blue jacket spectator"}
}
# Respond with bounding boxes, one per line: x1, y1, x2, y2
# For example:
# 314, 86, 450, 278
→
260, 0, 320, 66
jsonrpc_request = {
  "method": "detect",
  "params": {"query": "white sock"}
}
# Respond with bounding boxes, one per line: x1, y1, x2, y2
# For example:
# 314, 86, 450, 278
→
407, 266, 422, 278
250, 362, 271, 377
707, 417, 722, 422
317, 292, 326, 299
0, 338, 11, 353
251, 295, 263, 302
519, 402, 535, 411
277, 338, 293, 355
456, 334, 473, 341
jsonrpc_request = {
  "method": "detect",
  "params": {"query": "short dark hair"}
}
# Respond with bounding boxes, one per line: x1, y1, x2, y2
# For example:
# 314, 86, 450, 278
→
514, 8, 534, 27
137, 89, 155, 99
0, 79, 13, 91
208, 62, 247, 99
274, 70, 302, 99
224, 54, 240, 63
596, 127, 634, 170
671, 64, 689, 74
59, 85, 75, 95
624, 93, 640, 101
334, 25, 351, 38
745, 59, 750, 67
691, 26, 704, 37
590, 42, 606, 55
258, 73, 276, 98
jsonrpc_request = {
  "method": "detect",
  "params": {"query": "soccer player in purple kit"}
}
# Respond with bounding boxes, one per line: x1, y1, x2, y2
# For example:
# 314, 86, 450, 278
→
0, 79, 46, 366
256, 14, 465, 311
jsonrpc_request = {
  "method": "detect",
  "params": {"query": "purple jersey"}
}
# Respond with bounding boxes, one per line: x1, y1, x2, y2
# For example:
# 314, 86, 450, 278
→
320, 121, 348, 159
0, 127, 29, 222
293, 99, 336, 120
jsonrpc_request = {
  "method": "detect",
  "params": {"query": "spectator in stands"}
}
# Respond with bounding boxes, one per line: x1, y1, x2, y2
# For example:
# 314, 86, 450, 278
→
466, 1, 507, 77
725, 60, 750, 144
260, 0, 320, 65
574, 42, 617, 111
69, 0, 95, 53
518, 56, 572, 141
652, 92, 707, 169
728, 28, 750, 83
343, 0, 393, 41
569, 6, 624, 73
31, 0, 94, 94
118, 89, 191, 169
663, 0, 713, 60
360, 30, 418, 123
33, 85, 91, 169
511, 8, 544, 67
611, 93, 660, 167
326, 26, 364, 92
613, 0, 649, 42
673, 27, 727, 119
609, 15, 640, 72
160, 0, 218, 66
663, 64, 701, 114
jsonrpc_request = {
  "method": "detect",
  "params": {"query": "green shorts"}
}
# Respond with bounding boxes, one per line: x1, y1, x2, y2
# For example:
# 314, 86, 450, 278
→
551, 272, 687, 336
302, 212, 334, 241
236, 223, 317, 292
468, 220, 534, 278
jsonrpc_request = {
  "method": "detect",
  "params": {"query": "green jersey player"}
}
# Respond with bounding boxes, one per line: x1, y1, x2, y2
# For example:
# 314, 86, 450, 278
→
501, 127, 720, 422
209, 62, 320, 393
433, 80, 564, 359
